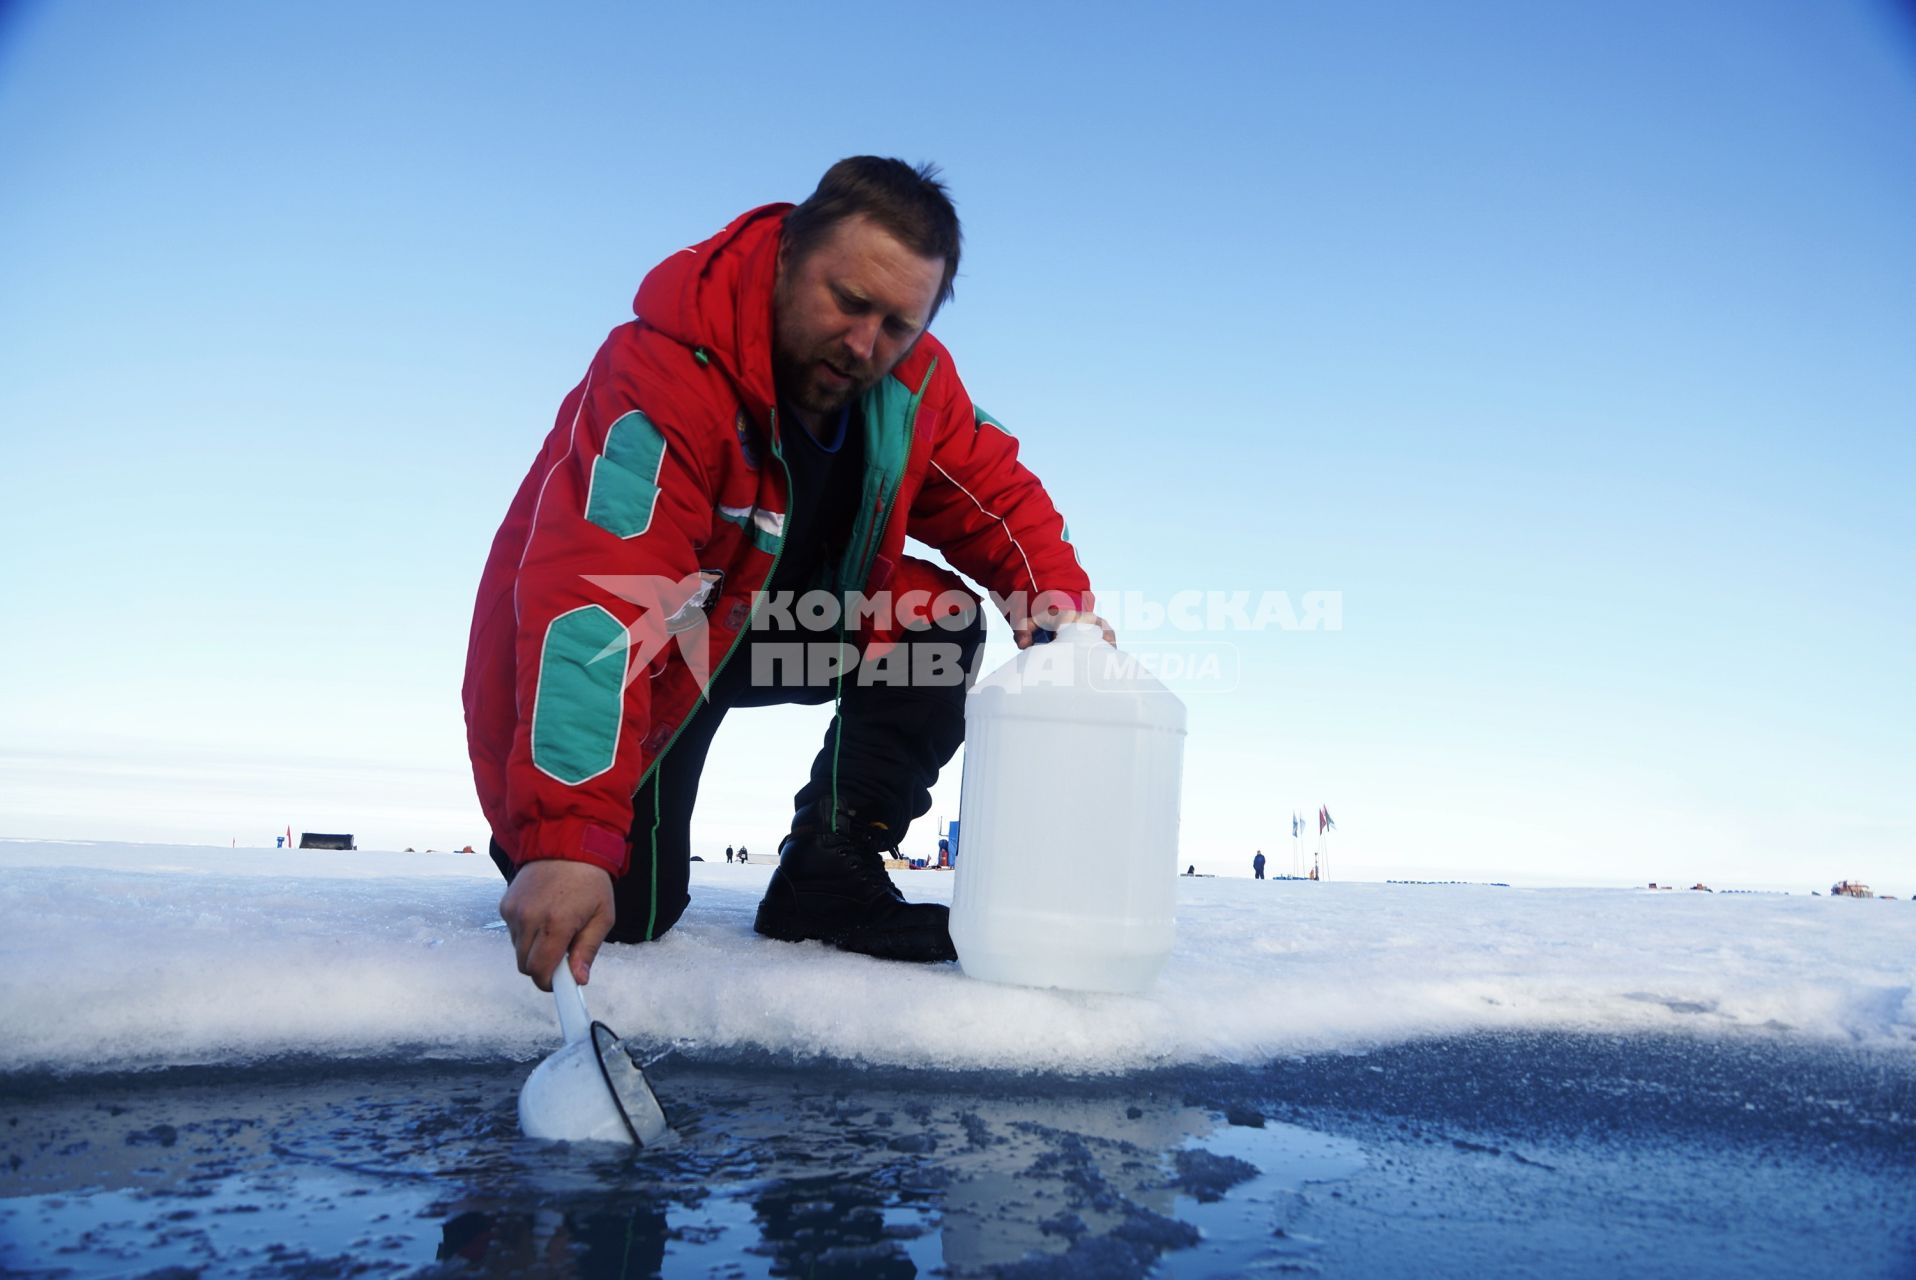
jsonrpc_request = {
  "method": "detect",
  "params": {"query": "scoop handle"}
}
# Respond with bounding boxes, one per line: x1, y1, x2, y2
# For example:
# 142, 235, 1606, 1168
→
551, 953, 593, 1045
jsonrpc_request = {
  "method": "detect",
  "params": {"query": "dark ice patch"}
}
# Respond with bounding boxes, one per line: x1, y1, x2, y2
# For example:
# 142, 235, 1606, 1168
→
1170, 1147, 1261, 1202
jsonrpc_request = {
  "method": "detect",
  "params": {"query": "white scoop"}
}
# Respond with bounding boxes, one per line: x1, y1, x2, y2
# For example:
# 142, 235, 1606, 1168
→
516, 956, 671, 1146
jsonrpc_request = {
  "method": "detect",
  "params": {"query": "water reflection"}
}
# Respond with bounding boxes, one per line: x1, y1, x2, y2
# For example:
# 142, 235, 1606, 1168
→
436, 1203, 669, 1275
750, 1176, 922, 1277
413, 1065, 1357, 1278
0, 1060, 1362, 1279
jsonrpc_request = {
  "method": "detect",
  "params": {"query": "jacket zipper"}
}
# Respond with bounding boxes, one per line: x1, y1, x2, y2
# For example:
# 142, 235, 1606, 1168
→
848, 358, 937, 595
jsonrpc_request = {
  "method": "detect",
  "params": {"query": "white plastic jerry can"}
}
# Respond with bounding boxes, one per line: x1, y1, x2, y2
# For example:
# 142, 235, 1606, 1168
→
949, 622, 1188, 993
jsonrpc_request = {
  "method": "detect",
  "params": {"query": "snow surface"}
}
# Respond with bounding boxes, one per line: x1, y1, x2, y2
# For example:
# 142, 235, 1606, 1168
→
2, 839, 1911, 1076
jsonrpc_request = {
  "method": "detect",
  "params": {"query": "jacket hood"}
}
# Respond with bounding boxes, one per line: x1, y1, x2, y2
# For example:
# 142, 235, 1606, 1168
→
632, 203, 791, 423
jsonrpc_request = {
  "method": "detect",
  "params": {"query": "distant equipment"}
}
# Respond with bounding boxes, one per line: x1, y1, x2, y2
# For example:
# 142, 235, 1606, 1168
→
1831, 880, 1874, 899
299, 832, 356, 851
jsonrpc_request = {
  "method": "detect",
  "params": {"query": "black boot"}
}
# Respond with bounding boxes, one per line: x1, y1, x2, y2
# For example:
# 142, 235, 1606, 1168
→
753, 809, 956, 963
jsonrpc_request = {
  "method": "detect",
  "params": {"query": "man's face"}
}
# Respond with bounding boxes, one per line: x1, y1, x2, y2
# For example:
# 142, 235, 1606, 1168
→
772, 214, 944, 429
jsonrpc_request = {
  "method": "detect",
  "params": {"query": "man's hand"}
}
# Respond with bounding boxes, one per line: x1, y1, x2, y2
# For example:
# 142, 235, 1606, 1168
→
498, 860, 616, 991
1014, 610, 1116, 650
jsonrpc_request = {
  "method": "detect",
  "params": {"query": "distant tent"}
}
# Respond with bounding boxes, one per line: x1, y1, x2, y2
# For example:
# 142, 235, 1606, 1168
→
299, 832, 356, 851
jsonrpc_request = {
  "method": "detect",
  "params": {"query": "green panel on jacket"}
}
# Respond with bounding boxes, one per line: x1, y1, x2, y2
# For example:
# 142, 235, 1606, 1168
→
833, 363, 932, 592
586, 411, 667, 538
716, 504, 785, 556
531, 605, 627, 785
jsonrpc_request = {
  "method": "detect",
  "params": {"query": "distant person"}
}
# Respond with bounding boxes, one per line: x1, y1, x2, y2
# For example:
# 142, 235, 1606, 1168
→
737, 846, 749, 865
1252, 850, 1266, 880
1185, 865, 1196, 877
725, 846, 735, 864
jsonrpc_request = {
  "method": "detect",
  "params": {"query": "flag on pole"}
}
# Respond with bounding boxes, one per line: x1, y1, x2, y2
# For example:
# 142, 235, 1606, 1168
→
1318, 805, 1336, 833
1291, 811, 1300, 839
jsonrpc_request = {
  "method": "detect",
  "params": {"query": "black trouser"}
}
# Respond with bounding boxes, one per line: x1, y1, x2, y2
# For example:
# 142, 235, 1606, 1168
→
491, 597, 985, 944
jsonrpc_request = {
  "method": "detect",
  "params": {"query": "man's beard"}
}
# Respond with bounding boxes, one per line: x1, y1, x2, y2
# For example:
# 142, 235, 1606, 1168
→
771, 276, 880, 427
772, 343, 872, 423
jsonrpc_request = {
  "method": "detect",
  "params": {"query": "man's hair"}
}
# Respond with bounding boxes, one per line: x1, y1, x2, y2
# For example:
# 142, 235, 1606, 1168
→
782, 156, 962, 315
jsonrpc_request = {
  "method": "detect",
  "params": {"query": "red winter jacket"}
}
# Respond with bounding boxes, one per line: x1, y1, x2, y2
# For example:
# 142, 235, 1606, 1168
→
463, 204, 1093, 877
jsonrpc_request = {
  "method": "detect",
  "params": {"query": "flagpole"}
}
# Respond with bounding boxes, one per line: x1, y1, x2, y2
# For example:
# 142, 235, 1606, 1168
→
1311, 805, 1320, 881
1319, 805, 1333, 881
1315, 804, 1330, 882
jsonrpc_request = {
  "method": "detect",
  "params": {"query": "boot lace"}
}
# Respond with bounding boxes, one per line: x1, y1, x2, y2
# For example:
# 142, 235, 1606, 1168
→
827, 823, 905, 903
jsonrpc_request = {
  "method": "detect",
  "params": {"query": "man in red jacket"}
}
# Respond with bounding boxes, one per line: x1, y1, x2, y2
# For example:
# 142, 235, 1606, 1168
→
465, 157, 1106, 991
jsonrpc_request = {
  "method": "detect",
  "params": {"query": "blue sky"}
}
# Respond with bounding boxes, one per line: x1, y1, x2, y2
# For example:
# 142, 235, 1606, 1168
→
2, 1, 1911, 890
